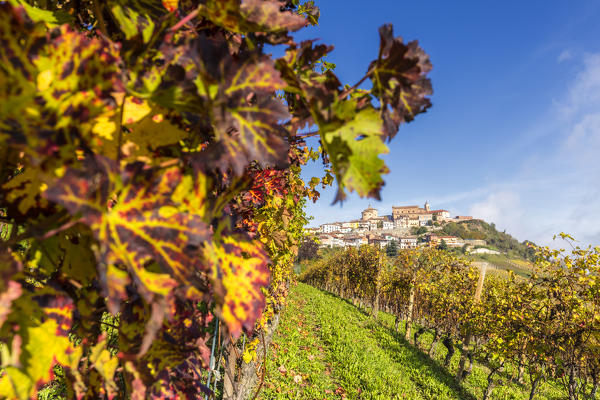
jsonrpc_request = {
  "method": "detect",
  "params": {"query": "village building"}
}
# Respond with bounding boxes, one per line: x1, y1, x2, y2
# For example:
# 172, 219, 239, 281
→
399, 236, 418, 249
392, 205, 422, 219
407, 216, 420, 228
369, 236, 391, 248
426, 234, 463, 248
321, 223, 341, 234
454, 216, 473, 222
431, 210, 450, 221
357, 221, 370, 231
342, 220, 360, 229
470, 248, 500, 255
312, 202, 472, 248
418, 213, 433, 226
343, 235, 368, 247
361, 205, 378, 221
382, 220, 394, 230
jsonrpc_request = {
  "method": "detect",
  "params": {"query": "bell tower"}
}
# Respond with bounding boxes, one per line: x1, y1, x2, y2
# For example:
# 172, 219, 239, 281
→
424, 201, 430, 212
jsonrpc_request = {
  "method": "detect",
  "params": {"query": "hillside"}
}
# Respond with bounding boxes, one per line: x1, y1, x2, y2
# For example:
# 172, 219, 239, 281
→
440, 219, 536, 260
258, 283, 564, 400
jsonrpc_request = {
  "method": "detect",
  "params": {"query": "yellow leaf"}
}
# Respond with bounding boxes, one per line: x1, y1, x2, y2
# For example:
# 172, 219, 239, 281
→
92, 116, 117, 140
37, 69, 53, 91
123, 97, 151, 125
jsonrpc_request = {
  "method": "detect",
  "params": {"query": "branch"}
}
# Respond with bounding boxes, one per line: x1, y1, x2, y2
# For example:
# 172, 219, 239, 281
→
296, 130, 320, 139
92, 0, 108, 36
165, 8, 200, 42
338, 65, 375, 100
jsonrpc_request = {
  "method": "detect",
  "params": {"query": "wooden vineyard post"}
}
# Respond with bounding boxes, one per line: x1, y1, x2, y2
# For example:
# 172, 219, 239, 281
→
456, 262, 487, 382
404, 279, 416, 341
372, 251, 382, 319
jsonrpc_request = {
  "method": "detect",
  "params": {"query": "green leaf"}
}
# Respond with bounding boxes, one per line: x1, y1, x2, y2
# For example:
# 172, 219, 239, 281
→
321, 107, 389, 202
7, 0, 73, 27
0, 293, 82, 400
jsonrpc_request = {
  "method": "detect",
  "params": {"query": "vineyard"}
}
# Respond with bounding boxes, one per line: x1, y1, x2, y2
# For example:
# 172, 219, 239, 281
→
0, 0, 434, 399
300, 242, 600, 400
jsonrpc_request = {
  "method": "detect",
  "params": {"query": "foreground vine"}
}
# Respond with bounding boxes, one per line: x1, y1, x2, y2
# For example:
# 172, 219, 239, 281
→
0, 0, 432, 398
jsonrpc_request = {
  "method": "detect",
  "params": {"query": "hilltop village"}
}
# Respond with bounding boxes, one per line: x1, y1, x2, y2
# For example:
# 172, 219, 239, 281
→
306, 202, 493, 252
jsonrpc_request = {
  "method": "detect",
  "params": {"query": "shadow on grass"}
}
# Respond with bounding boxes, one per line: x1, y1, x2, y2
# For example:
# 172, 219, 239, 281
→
317, 288, 476, 400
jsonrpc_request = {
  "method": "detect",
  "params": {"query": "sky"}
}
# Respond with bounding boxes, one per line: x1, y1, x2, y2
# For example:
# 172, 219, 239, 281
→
294, 0, 600, 247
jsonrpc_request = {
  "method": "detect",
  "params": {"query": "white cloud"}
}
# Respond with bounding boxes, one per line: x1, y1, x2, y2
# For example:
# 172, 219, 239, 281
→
468, 52, 600, 247
469, 191, 523, 232
558, 49, 572, 62
561, 53, 600, 116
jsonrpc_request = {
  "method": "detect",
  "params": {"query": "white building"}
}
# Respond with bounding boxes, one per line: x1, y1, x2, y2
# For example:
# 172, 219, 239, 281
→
343, 236, 368, 247
382, 220, 394, 230
399, 236, 418, 249
321, 223, 341, 234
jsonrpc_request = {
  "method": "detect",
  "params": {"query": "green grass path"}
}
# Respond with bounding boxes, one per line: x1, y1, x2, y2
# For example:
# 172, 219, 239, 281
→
257, 283, 563, 400
258, 283, 472, 399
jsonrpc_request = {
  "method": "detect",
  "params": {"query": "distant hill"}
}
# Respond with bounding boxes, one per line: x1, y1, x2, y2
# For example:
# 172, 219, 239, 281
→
440, 219, 537, 261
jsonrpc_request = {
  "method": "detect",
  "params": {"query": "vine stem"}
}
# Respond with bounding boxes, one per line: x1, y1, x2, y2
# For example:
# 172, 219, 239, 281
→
164, 8, 200, 42
170, 9, 199, 33
117, 94, 126, 164
250, 329, 268, 400
42, 218, 82, 240
92, 0, 108, 36
338, 65, 375, 100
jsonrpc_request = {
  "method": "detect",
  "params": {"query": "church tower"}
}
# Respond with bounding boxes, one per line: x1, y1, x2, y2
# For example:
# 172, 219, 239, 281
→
424, 201, 430, 212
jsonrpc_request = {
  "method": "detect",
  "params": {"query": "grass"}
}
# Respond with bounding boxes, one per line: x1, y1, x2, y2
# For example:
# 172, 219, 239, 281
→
257, 283, 566, 400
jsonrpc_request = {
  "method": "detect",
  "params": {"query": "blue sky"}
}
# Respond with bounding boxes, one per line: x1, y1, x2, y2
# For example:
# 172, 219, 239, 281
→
296, 0, 600, 247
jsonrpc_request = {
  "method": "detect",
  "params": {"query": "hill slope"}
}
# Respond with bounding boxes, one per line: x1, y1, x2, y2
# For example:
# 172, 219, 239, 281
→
258, 283, 563, 400
440, 219, 536, 260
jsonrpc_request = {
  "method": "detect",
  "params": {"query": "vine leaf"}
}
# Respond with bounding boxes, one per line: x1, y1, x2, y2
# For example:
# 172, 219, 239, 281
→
6, 0, 73, 27
45, 158, 210, 300
0, 252, 22, 330
0, 4, 122, 156
205, 236, 270, 337
368, 24, 433, 139
321, 105, 389, 203
198, 0, 306, 35
2, 169, 49, 216
198, 51, 290, 174
0, 293, 82, 400
92, 98, 190, 161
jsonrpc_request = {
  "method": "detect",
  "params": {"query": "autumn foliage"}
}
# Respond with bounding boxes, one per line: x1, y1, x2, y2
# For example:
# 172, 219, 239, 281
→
0, 0, 432, 398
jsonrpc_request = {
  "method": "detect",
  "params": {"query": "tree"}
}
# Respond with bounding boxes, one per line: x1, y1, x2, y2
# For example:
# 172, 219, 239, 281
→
412, 226, 428, 235
298, 239, 320, 261
386, 240, 398, 257
438, 239, 449, 250
0, 1, 432, 398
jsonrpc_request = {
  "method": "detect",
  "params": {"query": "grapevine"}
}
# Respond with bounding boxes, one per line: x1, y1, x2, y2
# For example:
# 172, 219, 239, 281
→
300, 241, 600, 400
0, 0, 433, 398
